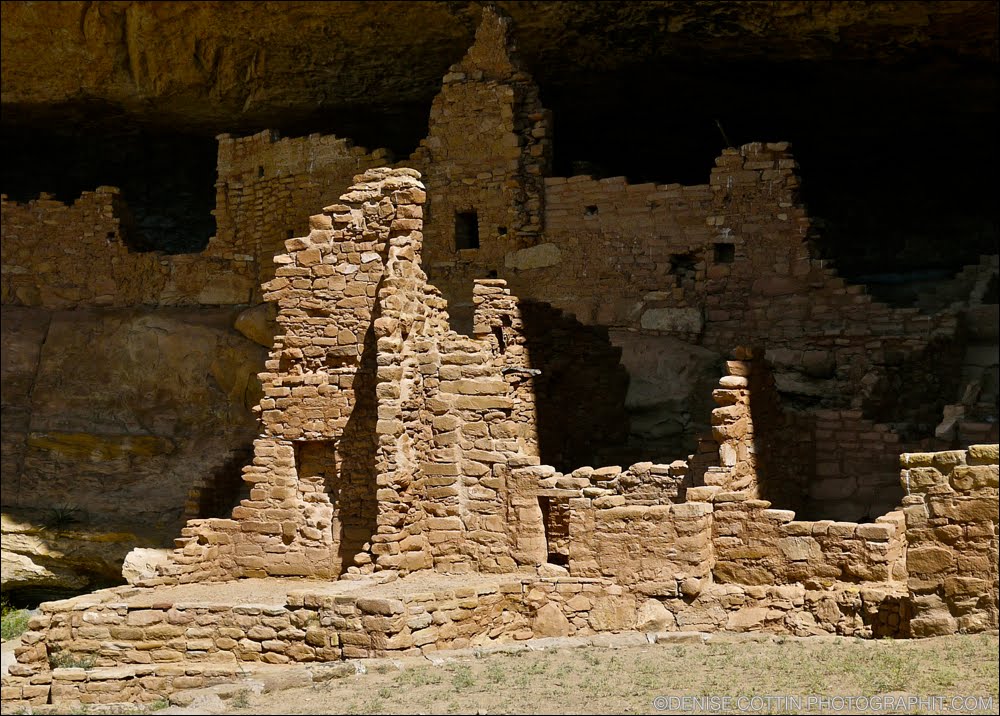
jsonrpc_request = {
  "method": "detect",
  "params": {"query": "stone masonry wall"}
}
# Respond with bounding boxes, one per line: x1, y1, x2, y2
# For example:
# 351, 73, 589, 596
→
704, 354, 758, 496
0, 189, 165, 308
709, 496, 906, 587
207, 130, 392, 299
528, 146, 961, 486
3, 571, 911, 708
901, 444, 999, 635
807, 409, 906, 521
147, 170, 426, 584
145, 168, 556, 585
0, 189, 259, 308
0, 130, 391, 312
412, 7, 551, 330
407, 41, 964, 517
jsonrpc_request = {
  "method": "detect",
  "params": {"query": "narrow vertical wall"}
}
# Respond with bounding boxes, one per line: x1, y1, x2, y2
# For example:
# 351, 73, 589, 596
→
704, 353, 758, 495
151, 168, 421, 582
901, 444, 999, 635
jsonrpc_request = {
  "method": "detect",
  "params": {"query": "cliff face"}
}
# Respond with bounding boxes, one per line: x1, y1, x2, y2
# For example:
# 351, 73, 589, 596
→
1, 304, 264, 600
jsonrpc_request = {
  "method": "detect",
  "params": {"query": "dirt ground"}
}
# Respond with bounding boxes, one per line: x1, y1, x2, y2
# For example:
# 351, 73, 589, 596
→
222, 633, 1000, 715
166, 632, 998, 715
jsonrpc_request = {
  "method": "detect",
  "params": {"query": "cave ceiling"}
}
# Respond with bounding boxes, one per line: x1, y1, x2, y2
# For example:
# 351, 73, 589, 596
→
1, 0, 996, 148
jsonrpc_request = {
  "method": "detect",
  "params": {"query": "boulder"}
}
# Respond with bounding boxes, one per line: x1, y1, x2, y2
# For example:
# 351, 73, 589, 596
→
635, 599, 674, 632
122, 547, 174, 585
532, 602, 571, 637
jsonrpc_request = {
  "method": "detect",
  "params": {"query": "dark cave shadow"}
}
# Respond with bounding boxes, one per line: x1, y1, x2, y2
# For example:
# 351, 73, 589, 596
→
518, 300, 631, 472
331, 317, 380, 574
196, 445, 254, 518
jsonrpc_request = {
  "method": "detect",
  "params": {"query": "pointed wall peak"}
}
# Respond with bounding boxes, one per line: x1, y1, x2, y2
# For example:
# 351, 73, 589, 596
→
452, 5, 523, 82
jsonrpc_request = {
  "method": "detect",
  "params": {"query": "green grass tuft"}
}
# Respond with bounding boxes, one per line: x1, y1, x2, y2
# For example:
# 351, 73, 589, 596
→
1, 595, 31, 640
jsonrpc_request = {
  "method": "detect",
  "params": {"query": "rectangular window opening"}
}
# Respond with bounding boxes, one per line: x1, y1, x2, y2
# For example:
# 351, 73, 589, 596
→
714, 242, 735, 264
538, 496, 570, 567
455, 211, 480, 250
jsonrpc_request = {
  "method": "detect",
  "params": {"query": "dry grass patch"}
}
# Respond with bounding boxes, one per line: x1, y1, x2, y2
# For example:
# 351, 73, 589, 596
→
218, 633, 998, 715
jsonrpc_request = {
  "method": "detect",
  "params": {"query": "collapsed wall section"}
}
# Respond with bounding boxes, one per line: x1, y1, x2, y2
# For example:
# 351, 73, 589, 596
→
146, 170, 417, 583
145, 167, 551, 584
0, 188, 262, 308
407, 23, 968, 517
0, 130, 393, 312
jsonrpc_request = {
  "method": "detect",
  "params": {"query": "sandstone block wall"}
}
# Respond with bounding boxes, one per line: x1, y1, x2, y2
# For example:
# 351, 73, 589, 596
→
808, 409, 906, 520
901, 444, 999, 635
2, 569, 912, 708
146, 168, 557, 584
0, 189, 165, 308
0, 130, 392, 312
413, 7, 551, 284
709, 496, 906, 587
7, 446, 995, 709
207, 130, 392, 298
0, 189, 262, 309
705, 356, 758, 495
417, 128, 965, 519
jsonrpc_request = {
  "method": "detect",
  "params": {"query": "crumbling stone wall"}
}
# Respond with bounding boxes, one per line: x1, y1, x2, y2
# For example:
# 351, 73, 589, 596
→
152, 171, 422, 582
0, 188, 261, 308
148, 168, 555, 584
4, 273, 995, 705
0, 189, 166, 308
704, 355, 758, 495
499, 150, 968, 518
504, 366, 908, 595
901, 444, 999, 635
208, 130, 392, 298
0, 131, 392, 312
391, 4, 968, 520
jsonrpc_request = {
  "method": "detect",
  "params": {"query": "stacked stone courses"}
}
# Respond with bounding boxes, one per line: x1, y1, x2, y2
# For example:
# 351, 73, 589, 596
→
3, 142, 997, 716
2, 7, 998, 710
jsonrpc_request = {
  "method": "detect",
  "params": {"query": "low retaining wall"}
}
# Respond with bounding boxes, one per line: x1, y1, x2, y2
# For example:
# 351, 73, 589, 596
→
4, 574, 911, 708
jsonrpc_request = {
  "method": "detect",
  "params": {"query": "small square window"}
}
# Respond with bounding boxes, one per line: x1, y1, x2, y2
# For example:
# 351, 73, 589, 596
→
714, 243, 735, 264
